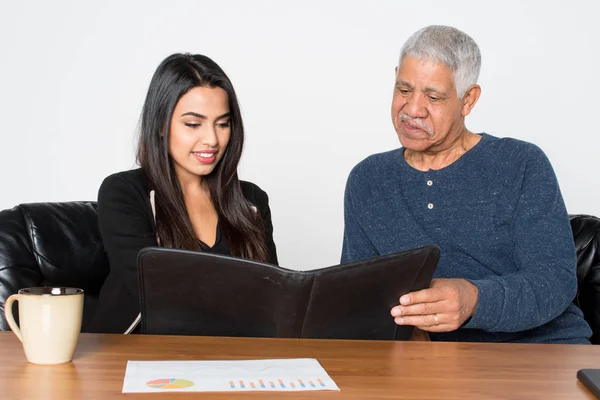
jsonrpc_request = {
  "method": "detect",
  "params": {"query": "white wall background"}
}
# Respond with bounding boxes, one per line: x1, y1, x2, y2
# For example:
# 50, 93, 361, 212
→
1, 0, 598, 270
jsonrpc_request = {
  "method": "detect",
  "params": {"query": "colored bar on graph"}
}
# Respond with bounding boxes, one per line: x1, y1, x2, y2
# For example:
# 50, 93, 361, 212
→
318, 378, 326, 387
298, 379, 306, 388
250, 382, 256, 389
290, 382, 296, 388
269, 381, 275, 388
309, 380, 316, 387
229, 381, 235, 389
259, 379, 266, 388
239, 380, 245, 389
278, 379, 285, 388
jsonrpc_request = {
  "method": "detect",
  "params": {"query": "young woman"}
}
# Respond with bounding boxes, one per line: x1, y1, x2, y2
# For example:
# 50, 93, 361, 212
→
86, 53, 278, 334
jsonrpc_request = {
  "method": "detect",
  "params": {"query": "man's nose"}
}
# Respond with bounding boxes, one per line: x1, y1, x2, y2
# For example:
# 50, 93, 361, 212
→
403, 93, 428, 119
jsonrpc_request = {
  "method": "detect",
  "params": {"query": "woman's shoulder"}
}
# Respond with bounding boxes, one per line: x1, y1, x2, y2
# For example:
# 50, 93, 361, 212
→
240, 180, 269, 206
98, 168, 149, 203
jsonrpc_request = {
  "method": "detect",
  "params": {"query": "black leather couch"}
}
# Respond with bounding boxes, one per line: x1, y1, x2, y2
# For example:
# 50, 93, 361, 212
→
0, 202, 108, 332
1, 202, 599, 342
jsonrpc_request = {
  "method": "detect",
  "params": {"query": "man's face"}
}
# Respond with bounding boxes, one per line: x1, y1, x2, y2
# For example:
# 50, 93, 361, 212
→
391, 56, 475, 152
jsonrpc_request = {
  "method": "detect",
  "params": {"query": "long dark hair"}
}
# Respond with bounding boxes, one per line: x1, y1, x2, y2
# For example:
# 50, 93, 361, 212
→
136, 53, 269, 262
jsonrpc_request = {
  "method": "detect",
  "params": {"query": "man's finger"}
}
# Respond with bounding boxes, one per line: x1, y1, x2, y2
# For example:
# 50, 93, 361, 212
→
415, 323, 450, 333
394, 313, 438, 327
391, 302, 439, 317
399, 286, 445, 305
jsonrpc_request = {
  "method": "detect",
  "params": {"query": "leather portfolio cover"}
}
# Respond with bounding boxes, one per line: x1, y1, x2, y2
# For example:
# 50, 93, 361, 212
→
578, 369, 600, 398
137, 245, 439, 340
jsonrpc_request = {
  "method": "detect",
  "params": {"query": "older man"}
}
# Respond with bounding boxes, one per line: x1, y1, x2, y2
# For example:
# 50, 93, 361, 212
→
341, 25, 591, 343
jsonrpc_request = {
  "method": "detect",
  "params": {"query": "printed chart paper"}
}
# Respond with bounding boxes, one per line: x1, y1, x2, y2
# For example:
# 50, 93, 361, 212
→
122, 358, 340, 393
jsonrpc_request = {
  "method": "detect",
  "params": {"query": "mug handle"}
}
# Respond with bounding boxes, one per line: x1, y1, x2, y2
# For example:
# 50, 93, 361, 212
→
4, 294, 23, 342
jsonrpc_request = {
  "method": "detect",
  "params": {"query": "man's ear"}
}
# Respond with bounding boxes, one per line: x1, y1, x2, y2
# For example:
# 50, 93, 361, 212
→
461, 84, 481, 117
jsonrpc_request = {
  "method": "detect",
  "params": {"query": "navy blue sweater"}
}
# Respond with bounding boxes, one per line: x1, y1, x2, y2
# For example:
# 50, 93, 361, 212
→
342, 133, 591, 343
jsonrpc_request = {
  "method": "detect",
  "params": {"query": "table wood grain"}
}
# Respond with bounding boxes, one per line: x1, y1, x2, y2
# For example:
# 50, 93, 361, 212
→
1, 332, 598, 399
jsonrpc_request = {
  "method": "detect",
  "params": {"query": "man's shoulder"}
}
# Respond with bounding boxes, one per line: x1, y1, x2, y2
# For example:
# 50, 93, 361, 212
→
478, 134, 557, 186
483, 134, 548, 161
348, 148, 403, 181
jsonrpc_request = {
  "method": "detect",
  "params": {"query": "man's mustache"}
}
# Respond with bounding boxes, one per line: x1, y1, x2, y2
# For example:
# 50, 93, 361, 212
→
399, 114, 435, 136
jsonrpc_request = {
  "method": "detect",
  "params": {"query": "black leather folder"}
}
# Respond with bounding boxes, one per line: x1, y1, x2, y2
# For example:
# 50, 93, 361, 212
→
578, 369, 600, 398
137, 245, 439, 340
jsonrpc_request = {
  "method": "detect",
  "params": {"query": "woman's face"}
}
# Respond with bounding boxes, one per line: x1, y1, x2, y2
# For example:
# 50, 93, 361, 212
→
168, 86, 231, 185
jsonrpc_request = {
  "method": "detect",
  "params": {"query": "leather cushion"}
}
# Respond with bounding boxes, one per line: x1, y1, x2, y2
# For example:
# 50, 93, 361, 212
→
0, 202, 109, 330
571, 214, 600, 344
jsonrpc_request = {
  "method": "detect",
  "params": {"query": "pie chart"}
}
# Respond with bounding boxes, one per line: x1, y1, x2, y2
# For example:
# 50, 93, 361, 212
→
146, 378, 194, 389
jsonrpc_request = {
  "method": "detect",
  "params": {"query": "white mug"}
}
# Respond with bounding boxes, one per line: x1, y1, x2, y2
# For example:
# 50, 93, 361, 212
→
4, 287, 84, 365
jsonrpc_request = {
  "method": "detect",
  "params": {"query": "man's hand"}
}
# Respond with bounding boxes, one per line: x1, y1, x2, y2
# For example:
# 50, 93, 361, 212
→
390, 278, 479, 332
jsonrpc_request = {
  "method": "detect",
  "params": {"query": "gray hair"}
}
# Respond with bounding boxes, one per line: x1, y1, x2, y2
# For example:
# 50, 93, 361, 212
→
399, 25, 481, 98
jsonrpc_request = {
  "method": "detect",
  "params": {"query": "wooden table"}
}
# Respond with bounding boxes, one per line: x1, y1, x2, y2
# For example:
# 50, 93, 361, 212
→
1, 332, 598, 399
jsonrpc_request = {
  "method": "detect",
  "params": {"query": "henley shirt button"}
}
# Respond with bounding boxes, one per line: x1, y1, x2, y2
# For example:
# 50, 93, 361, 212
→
427, 203, 434, 209
427, 180, 433, 186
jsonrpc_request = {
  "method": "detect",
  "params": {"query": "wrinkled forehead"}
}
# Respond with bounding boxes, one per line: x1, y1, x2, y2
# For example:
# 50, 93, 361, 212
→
396, 56, 457, 93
